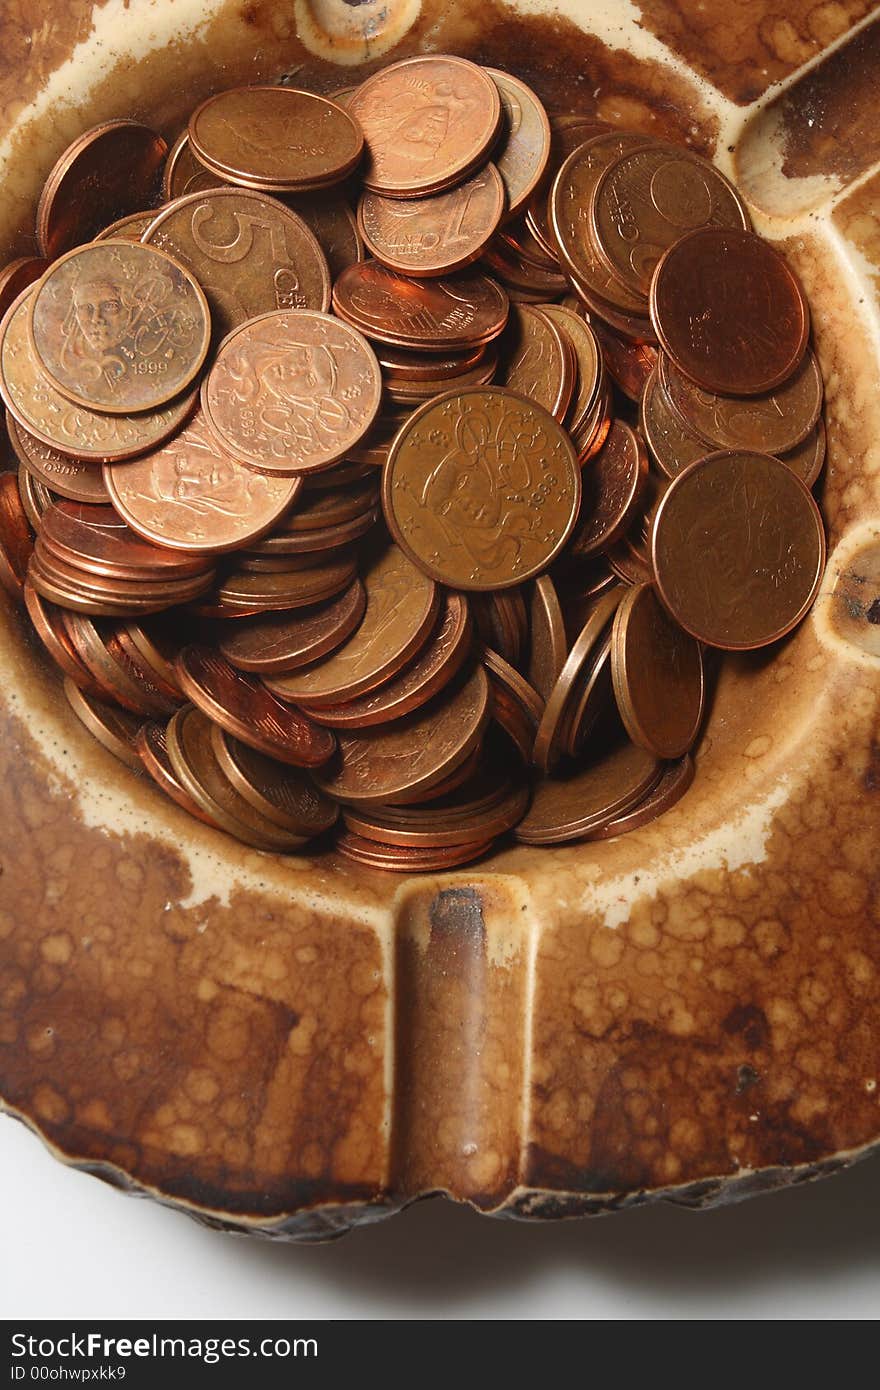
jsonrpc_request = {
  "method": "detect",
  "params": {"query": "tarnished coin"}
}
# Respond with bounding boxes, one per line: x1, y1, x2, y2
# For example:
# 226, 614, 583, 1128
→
315, 664, 490, 805
211, 556, 358, 613
0, 472, 34, 597
526, 114, 611, 255
7, 415, 109, 504
0, 258, 49, 319
527, 574, 567, 701
611, 583, 704, 758
639, 366, 707, 478
590, 143, 749, 298
652, 450, 826, 649
383, 386, 581, 590
0, 286, 198, 463
266, 544, 438, 706
539, 304, 602, 432
36, 120, 167, 260
485, 70, 551, 220
589, 318, 656, 402
499, 304, 575, 421
586, 753, 695, 840
564, 631, 614, 758
162, 131, 224, 201
659, 348, 824, 455
143, 188, 331, 342
210, 725, 338, 836
176, 646, 336, 768
306, 591, 472, 728
567, 419, 649, 559
28, 241, 211, 414
103, 408, 301, 553
516, 738, 662, 844
136, 721, 218, 825
482, 239, 568, 298
285, 193, 364, 281
358, 164, 505, 277
347, 56, 501, 198
63, 676, 145, 770
343, 772, 529, 848
165, 705, 310, 851
532, 586, 624, 773
219, 581, 366, 673
780, 420, 826, 489
202, 309, 381, 474
93, 211, 157, 242
333, 261, 509, 352
473, 590, 528, 668
650, 228, 810, 395
189, 86, 364, 191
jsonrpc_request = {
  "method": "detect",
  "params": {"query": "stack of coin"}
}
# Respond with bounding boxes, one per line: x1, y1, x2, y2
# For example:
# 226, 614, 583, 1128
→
0, 54, 830, 868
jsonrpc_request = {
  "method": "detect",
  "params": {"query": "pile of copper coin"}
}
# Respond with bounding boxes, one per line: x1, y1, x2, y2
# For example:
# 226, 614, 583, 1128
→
0, 55, 827, 869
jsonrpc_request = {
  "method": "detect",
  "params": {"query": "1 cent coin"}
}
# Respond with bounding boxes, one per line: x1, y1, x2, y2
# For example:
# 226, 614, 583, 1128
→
499, 304, 575, 421
358, 164, 505, 277
485, 70, 550, 220
515, 738, 662, 844
210, 724, 339, 836
333, 261, 509, 352
527, 574, 567, 701
652, 450, 826, 649
611, 582, 704, 758
567, 419, 649, 559
638, 366, 707, 478
586, 753, 695, 840
7, 416, 109, 505
163, 131, 224, 201
382, 386, 581, 590
136, 720, 218, 825
28, 241, 211, 414
202, 309, 381, 474
62, 676, 144, 770
219, 580, 366, 674
0, 257, 49, 319
650, 227, 810, 395
659, 348, 824, 455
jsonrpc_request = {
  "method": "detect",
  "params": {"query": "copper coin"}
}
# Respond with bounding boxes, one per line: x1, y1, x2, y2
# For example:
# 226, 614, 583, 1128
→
573, 373, 613, 462
590, 318, 656, 402
610, 583, 704, 758
383, 386, 581, 591
650, 228, 810, 396
499, 215, 560, 273
40, 501, 213, 580
376, 341, 487, 382
188, 86, 364, 192
333, 261, 509, 353
7, 417, 107, 504
268, 506, 379, 553
484, 648, 544, 726
638, 366, 707, 479
472, 590, 527, 668
347, 56, 501, 198
219, 580, 365, 674
539, 304, 602, 432
567, 419, 649, 559
590, 144, 749, 298
36, 120, 167, 260
564, 631, 614, 758
335, 832, 492, 872
0, 286, 198, 463
176, 646, 335, 768
23, 583, 100, 689
307, 591, 472, 728
652, 450, 826, 649
384, 348, 498, 403
202, 309, 381, 474
527, 574, 567, 701
112, 628, 184, 706
142, 188, 331, 341
481, 240, 568, 297
301, 458, 377, 490
62, 611, 177, 718
28, 241, 211, 415
532, 585, 624, 772
567, 265, 656, 344
103, 407, 301, 554
62, 676, 144, 770
358, 165, 505, 277
315, 664, 490, 805
0, 258, 49, 320
210, 725, 338, 836
515, 739, 662, 845
34, 541, 214, 608
285, 193, 364, 281
26, 555, 198, 619
121, 618, 185, 695
0, 471, 34, 596
659, 348, 824, 456
162, 131, 224, 201
165, 705, 309, 851
780, 420, 826, 489
258, 477, 376, 535
549, 133, 653, 314
213, 557, 358, 612
485, 70, 551, 220
266, 544, 438, 706
499, 304, 575, 421
93, 211, 157, 242
526, 115, 611, 256
136, 721, 218, 825
586, 753, 695, 840
344, 780, 527, 849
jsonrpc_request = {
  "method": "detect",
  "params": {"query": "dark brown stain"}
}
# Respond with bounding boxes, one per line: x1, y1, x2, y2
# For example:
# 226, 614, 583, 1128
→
723, 1003, 770, 1050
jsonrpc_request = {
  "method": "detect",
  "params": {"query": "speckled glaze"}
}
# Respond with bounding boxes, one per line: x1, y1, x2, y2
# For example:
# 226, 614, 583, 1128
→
1, 0, 879, 1242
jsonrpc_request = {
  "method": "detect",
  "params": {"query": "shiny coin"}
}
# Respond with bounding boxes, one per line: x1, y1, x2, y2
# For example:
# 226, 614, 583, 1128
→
202, 308, 381, 474
266, 544, 438, 706
333, 261, 509, 353
62, 676, 144, 770
120, 618, 185, 695
40, 501, 213, 581
498, 304, 575, 421
589, 318, 656, 402
567, 419, 649, 559
527, 574, 567, 702
659, 348, 823, 455
343, 775, 528, 849
143, 188, 331, 343
24, 583, 100, 689
210, 724, 338, 836
36, 120, 167, 260
28, 241, 211, 414
585, 753, 695, 840
212, 556, 358, 612
383, 386, 581, 590
62, 611, 177, 717
176, 646, 336, 768
103, 408, 301, 553
315, 664, 490, 805
564, 631, 614, 758
539, 304, 602, 432
0, 472, 34, 596
650, 228, 810, 395
531, 585, 623, 773
188, 86, 364, 191
515, 738, 662, 845
485, 69, 551, 220
163, 131, 224, 201
347, 56, 501, 198
652, 450, 826, 649
219, 580, 366, 674
638, 365, 707, 478
358, 165, 505, 278
93, 211, 157, 242
0, 257, 49, 319
611, 583, 704, 758
136, 720, 218, 824
335, 831, 493, 872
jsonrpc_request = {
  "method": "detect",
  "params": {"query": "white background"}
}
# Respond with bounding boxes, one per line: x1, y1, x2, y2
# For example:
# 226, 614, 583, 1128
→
1, 1115, 878, 1319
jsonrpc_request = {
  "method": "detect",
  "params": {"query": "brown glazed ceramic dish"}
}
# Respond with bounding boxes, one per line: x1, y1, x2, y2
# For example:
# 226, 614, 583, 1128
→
1, 0, 880, 1243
